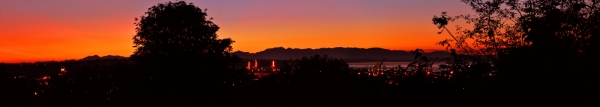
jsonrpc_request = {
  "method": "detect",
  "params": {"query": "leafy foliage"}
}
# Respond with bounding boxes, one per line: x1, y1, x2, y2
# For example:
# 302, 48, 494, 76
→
407, 48, 446, 71
433, 0, 528, 66
434, 1, 600, 104
433, 0, 600, 69
130, 1, 240, 71
518, 0, 600, 56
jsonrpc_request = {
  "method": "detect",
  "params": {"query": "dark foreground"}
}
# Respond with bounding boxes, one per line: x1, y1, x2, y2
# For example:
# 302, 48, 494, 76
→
1, 64, 599, 106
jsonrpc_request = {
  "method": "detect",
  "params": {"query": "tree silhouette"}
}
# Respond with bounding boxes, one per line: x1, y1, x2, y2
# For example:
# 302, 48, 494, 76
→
434, 0, 600, 67
129, 1, 241, 106
131, 1, 239, 72
432, 0, 528, 66
434, 0, 600, 105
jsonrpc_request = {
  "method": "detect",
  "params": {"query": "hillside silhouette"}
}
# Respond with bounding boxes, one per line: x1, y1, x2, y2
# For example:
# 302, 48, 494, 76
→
233, 47, 451, 62
81, 55, 128, 61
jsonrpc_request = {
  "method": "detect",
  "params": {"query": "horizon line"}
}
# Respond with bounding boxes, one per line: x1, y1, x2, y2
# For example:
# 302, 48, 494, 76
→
1, 47, 448, 63
235, 46, 448, 54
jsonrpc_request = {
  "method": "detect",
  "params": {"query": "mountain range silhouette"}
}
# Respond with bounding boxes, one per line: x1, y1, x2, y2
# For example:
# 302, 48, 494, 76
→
73, 47, 451, 62
80, 55, 128, 61
233, 47, 451, 62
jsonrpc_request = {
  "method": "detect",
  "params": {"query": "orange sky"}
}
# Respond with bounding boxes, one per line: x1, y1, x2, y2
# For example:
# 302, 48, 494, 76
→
0, 0, 475, 63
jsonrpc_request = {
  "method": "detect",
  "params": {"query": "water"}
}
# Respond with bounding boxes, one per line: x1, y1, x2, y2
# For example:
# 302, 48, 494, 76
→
348, 61, 447, 72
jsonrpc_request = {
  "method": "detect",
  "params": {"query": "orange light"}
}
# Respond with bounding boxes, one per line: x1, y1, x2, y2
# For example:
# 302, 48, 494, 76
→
254, 60, 258, 68
247, 61, 251, 69
271, 60, 275, 68
41, 76, 50, 80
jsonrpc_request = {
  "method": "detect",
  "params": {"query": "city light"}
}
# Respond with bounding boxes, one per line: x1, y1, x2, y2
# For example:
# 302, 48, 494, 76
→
254, 60, 258, 68
59, 67, 67, 76
271, 60, 275, 68
40, 76, 50, 80
247, 61, 251, 69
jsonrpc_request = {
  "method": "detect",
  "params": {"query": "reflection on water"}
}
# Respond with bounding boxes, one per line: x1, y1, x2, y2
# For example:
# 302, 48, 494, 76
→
355, 67, 496, 86
348, 62, 446, 71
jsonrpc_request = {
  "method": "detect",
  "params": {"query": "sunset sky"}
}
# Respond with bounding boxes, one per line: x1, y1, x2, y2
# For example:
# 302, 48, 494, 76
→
0, 0, 475, 63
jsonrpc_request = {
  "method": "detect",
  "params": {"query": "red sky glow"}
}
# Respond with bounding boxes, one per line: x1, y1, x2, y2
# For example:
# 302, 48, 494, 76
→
0, 0, 475, 63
